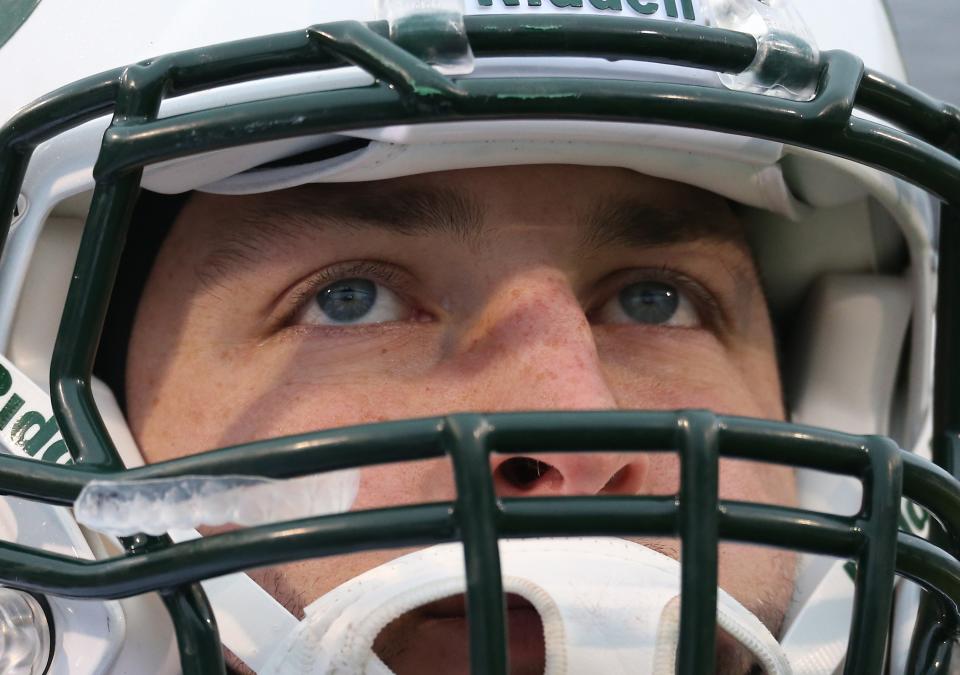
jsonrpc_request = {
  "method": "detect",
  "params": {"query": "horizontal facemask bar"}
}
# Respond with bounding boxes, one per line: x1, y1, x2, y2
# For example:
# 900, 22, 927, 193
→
0, 410, 957, 675
1, 14, 960, 675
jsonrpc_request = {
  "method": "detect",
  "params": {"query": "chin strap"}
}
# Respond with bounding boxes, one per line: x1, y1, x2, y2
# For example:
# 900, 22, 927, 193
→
224, 538, 792, 675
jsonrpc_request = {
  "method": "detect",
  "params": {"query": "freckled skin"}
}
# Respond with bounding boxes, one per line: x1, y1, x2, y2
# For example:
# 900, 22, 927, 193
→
126, 166, 795, 674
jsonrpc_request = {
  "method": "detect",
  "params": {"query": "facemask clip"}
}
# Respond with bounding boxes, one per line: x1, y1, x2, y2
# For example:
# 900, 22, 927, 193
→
705, 0, 820, 101
376, 0, 476, 76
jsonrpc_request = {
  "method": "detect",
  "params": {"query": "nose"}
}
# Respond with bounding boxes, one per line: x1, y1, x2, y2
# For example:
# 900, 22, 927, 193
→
491, 452, 646, 497
450, 269, 647, 497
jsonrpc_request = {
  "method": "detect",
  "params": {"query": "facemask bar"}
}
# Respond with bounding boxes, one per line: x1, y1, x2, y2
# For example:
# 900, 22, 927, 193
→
0, 14, 959, 675
0, 412, 956, 674
917, 200, 960, 672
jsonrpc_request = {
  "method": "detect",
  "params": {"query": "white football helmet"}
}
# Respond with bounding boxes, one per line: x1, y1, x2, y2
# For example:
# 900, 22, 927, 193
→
0, 0, 957, 673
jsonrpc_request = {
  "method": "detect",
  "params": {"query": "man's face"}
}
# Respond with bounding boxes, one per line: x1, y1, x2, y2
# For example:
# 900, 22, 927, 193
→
126, 165, 795, 674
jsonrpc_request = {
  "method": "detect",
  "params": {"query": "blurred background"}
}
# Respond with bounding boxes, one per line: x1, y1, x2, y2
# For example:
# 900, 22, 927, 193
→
885, 1, 960, 105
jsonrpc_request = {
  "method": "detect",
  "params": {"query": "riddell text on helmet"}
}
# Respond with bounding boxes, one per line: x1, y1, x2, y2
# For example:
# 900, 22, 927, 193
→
474, 0, 698, 21
0, 359, 71, 464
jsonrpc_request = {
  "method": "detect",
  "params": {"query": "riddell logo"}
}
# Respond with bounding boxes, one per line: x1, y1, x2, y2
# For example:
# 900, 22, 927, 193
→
0, 361, 70, 463
475, 0, 697, 21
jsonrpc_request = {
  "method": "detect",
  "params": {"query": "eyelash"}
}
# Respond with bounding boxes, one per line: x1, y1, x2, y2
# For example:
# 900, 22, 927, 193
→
280, 262, 727, 333
597, 266, 726, 332
281, 261, 412, 327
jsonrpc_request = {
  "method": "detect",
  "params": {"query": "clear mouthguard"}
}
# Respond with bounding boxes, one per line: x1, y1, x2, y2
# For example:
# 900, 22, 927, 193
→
74, 471, 359, 536
377, 0, 476, 75
705, 0, 821, 101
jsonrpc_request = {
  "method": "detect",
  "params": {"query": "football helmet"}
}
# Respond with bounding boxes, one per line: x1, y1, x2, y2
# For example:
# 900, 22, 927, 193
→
0, 0, 958, 673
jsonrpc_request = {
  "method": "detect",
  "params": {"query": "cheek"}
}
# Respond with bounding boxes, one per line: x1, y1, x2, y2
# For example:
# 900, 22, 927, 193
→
595, 329, 792, 509
352, 461, 457, 510
640, 455, 795, 507
596, 328, 783, 419
129, 350, 243, 462
131, 330, 443, 460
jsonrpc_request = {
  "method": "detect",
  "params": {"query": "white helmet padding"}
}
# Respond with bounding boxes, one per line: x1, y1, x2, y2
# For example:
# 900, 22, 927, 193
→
141, 121, 799, 220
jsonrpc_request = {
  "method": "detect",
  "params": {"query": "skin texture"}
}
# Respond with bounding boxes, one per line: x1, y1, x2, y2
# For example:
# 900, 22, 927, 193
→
126, 165, 796, 674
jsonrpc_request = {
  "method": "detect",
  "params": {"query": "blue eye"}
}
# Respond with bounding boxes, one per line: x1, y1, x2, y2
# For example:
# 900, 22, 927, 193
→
594, 279, 699, 327
317, 278, 377, 323
298, 275, 412, 327
618, 282, 679, 325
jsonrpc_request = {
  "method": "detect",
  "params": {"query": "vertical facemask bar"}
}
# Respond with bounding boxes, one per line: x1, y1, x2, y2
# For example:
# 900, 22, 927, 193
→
160, 585, 226, 675
48, 62, 168, 472
47, 62, 228, 674
0, 143, 28, 267
908, 201, 960, 673
49, 181, 137, 468
932, 202, 960, 482
843, 436, 902, 674
677, 411, 720, 674
445, 415, 508, 675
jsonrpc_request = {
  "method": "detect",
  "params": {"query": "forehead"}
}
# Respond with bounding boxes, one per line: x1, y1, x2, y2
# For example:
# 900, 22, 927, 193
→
181, 164, 746, 250
229, 164, 733, 214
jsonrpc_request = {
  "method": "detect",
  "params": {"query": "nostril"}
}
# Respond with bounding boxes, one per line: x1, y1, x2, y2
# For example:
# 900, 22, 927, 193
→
599, 465, 633, 494
496, 457, 555, 491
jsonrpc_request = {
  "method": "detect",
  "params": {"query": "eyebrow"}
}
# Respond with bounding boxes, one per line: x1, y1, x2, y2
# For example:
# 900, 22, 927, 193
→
580, 197, 759, 316
195, 185, 482, 289
580, 197, 748, 252
196, 183, 752, 289
235, 185, 483, 244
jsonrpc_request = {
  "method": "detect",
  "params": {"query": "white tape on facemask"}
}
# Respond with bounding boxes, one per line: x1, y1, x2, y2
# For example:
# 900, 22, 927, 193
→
258, 537, 792, 675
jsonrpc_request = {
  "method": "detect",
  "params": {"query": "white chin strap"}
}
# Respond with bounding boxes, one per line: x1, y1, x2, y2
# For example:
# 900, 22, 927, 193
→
238, 538, 791, 675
